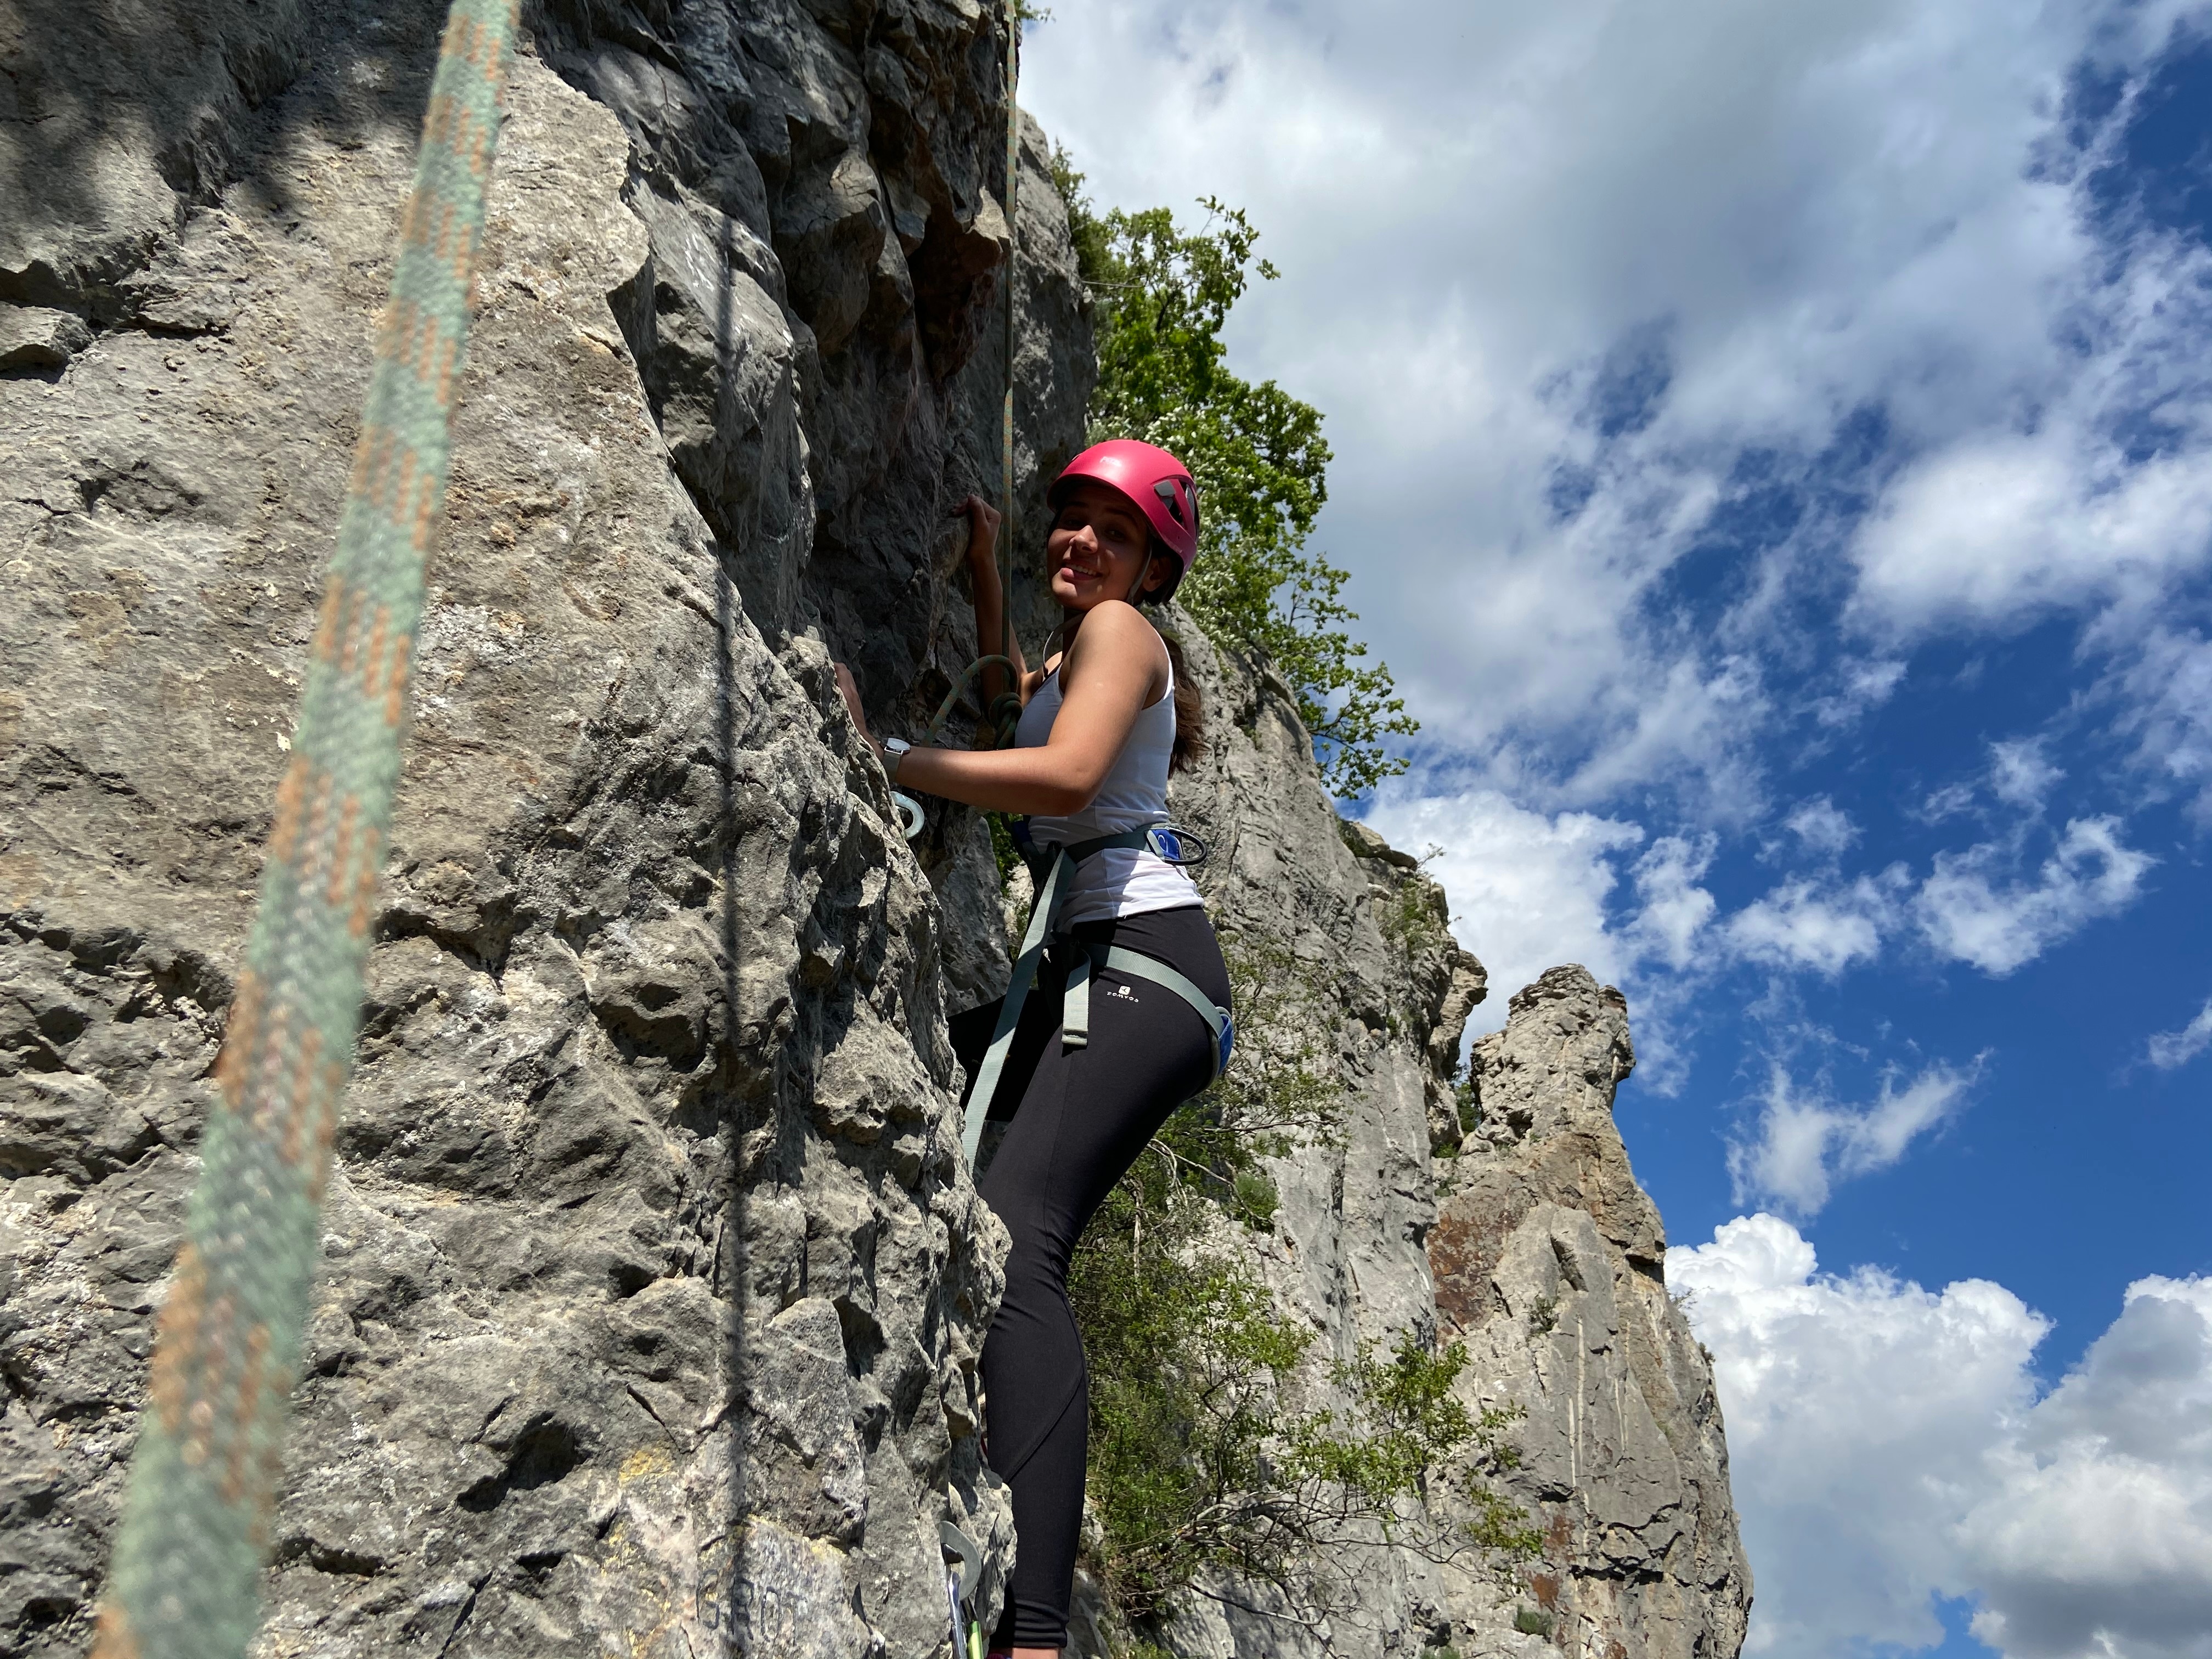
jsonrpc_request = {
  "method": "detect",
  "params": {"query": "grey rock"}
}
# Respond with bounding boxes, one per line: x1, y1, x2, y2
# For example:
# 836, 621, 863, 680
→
0, 306, 91, 371
1427, 968, 1753, 1659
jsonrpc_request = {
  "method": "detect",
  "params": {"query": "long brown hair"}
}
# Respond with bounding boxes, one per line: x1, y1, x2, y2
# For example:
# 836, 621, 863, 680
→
1137, 541, 1204, 772
1159, 630, 1206, 774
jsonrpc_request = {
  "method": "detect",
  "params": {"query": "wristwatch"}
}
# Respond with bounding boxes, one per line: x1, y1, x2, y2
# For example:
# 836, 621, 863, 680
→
881, 737, 912, 782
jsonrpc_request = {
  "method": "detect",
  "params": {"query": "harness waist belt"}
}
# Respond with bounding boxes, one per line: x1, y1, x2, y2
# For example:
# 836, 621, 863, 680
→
960, 825, 1232, 1165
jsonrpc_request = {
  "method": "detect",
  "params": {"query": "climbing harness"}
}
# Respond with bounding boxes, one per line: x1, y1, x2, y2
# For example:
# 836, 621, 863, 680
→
90, 5, 520, 1657
958, 822, 1231, 1166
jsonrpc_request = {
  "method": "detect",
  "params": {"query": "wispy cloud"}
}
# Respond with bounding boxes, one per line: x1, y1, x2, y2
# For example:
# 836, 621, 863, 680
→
1915, 816, 2156, 975
1784, 797, 1860, 858
1729, 1059, 1985, 1217
2118, 625, 2212, 823
1627, 834, 1718, 970
1725, 873, 1903, 978
2146, 997, 2212, 1069
1369, 778, 2151, 1086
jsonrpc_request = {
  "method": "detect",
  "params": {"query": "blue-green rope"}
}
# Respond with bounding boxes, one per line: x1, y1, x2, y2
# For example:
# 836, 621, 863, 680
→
92, 5, 520, 1655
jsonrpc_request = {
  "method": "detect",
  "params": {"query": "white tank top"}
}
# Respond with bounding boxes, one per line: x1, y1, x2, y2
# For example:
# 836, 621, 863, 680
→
1016, 647, 1205, 928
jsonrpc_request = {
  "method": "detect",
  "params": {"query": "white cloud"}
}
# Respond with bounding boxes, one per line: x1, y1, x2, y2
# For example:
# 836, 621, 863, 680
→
1028, 0, 2212, 801
1672, 1214, 2049, 1656
1961, 1277, 2212, 1659
1715, 797, 2152, 983
1915, 815, 2156, 974
1813, 658, 1908, 728
1362, 787, 1641, 1036
2146, 997, 2212, 1070
2119, 626, 2212, 821
1671, 1217, 2212, 1659
1367, 783, 2149, 1069
1728, 1060, 1981, 1216
1626, 834, 1717, 971
1851, 407, 2212, 635
1725, 872, 1902, 977
1920, 780, 1982, 823
1784, 797, 1859, 857
1990, 737, 2064, 810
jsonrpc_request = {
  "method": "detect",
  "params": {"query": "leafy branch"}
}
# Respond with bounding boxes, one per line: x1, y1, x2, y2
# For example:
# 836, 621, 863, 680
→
1050, 149, 1418, 800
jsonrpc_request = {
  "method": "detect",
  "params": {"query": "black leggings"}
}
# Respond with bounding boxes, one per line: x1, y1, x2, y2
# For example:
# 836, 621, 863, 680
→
950, 905, 1231, 1651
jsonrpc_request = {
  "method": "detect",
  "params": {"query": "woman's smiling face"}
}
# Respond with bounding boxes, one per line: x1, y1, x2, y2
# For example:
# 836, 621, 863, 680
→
1047, 482, 1170, 610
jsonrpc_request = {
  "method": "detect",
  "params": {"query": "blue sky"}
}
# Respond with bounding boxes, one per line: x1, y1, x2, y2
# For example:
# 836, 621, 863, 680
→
1026, 4, 2212, 1656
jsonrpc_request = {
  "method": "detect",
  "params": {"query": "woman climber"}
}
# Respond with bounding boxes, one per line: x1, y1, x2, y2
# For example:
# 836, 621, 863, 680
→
834, 439, 1229, 1659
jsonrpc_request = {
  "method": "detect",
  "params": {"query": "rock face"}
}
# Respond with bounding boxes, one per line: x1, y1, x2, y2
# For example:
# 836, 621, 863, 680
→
1426, 969, 1753, 1659
0, 3, 1747, 1658
2, 0, 1049, 1653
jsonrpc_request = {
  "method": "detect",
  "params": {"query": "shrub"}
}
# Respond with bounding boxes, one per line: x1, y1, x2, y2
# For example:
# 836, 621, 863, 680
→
1067, 930, 1540, 1633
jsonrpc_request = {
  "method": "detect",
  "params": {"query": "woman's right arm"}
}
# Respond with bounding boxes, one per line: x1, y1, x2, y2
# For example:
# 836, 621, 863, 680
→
961, 494, 1028, 715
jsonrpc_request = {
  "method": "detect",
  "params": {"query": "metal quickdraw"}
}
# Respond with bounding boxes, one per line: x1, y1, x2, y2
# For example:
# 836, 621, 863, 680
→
941, 1521, 986, 1659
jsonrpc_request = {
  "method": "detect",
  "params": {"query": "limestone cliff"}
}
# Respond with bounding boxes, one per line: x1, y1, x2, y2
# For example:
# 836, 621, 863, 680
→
1427, 970, 1751, 1659
0, 3, 1747, 1657
4, 2, 1035, 1653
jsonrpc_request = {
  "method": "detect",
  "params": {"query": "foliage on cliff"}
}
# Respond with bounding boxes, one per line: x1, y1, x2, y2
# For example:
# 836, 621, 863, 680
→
1061, 938, 1539, 1634
1050, 150, 1417, 801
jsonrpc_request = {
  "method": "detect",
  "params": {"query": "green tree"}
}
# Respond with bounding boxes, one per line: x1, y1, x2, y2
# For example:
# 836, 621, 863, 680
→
1050, 150, 1418, 800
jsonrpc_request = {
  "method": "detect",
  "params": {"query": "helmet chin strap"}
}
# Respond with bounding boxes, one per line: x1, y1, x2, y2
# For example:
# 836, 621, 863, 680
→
1121, 545, 1168, 608
1058, 545, 1158, 629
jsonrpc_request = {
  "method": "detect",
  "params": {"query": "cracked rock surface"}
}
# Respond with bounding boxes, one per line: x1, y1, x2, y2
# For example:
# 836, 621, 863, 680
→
1, 0, 1058, 1651
1425, 969, 1753, 1659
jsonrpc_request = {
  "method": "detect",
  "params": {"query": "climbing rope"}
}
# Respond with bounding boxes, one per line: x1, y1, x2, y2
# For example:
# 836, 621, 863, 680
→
999, 0, 1020, 689
91, 5, 520, 1655
924, 18, 1024, 1651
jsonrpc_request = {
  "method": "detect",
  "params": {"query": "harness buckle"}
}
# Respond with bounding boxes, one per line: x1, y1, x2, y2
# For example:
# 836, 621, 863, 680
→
1143, 825, 1207, 866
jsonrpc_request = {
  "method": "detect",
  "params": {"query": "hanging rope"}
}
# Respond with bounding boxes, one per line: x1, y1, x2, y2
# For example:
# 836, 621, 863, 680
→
91, 5, 520, 1655
1004, 1, 1017, 681
994, 0, 1023, 743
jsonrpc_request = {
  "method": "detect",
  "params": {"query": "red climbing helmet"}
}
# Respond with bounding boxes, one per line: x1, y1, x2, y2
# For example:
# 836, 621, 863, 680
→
1047, 439, 1201, 571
